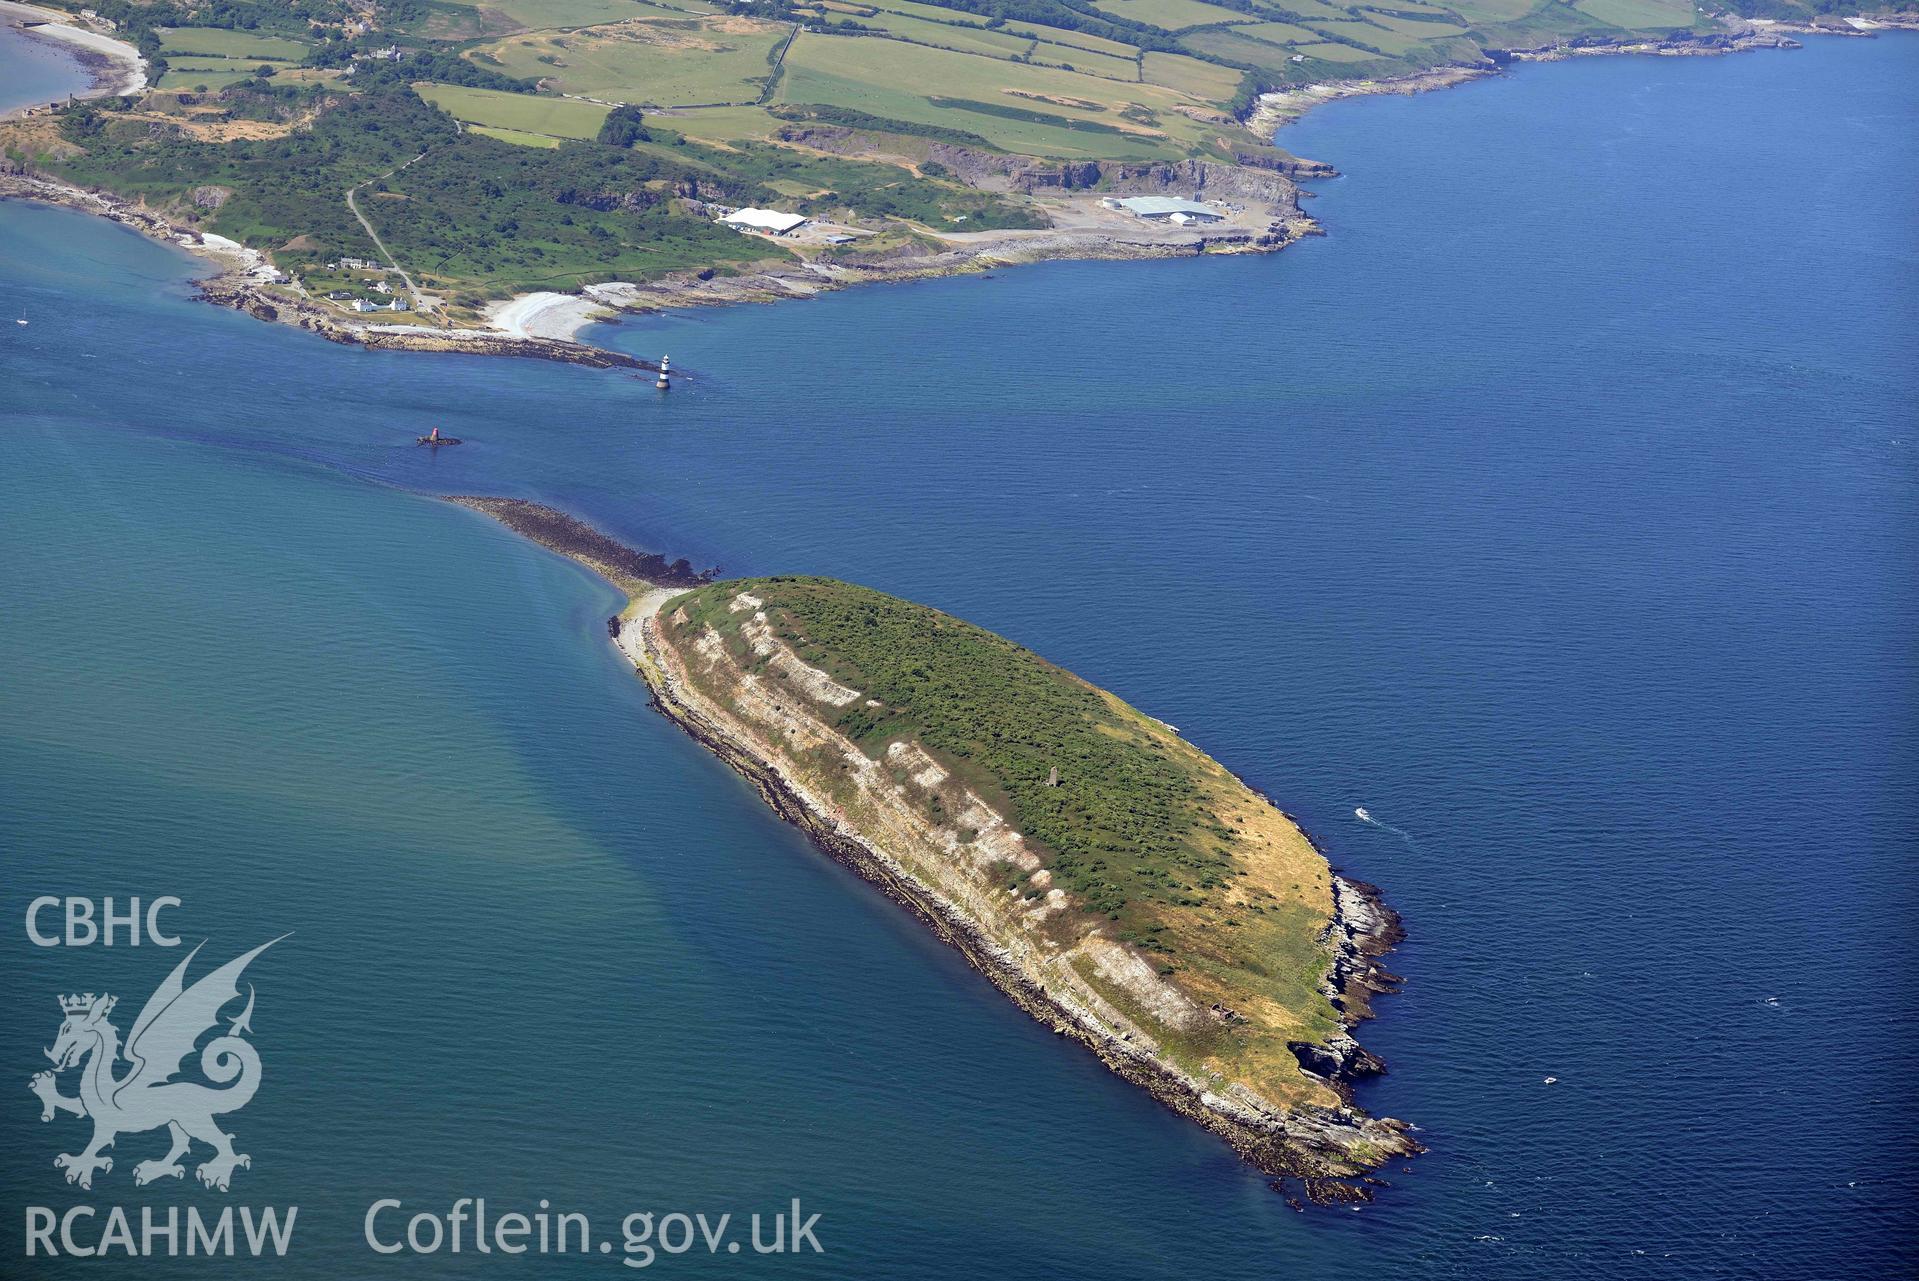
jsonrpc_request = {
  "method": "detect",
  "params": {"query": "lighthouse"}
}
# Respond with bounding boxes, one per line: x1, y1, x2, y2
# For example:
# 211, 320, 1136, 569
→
656, 355, 670, 391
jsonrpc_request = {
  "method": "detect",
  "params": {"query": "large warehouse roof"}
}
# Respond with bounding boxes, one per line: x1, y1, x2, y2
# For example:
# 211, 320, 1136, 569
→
1113, 196, 1220, 217
720, 208, 808, 233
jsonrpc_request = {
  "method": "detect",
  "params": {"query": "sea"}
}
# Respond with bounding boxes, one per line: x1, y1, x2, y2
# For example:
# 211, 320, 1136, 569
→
0, 22, 92, 117
2, 31, 1913, 1280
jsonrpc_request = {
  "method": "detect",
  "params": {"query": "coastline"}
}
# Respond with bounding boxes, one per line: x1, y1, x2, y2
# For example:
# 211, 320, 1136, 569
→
0, 162, 1320, 361
0, 1, 146, 119
6, 17, 1912, 361
1250, 16, 1917, 135
377, 17, 1916, 348
0, 172, 660, 369
453, 496, 1420, 1201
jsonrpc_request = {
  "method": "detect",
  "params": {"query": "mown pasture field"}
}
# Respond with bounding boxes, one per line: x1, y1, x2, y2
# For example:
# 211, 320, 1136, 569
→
415, 83, 612, 139
834, 10, 1036, 58
1574, 0, 1698, 27
1292, 41, 1386, 62
1139, 50, 1240, 99
777, 30, 1208, 159
1364, 13, 1475, 41
467, 124, 562, 147
430, 0, 713, 32
156, 28, 309, 59
157, 67, 265, 90
1029, 41, 1141, 80
1085, 0, 1255, 30
468, 16, 792, 106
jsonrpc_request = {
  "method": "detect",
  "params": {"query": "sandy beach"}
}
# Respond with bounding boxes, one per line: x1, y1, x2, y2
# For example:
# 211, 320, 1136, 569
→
0, 1, 146, 118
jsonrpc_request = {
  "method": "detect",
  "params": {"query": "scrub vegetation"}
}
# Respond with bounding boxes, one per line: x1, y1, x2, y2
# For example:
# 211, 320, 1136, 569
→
662, 576, 1351, 1094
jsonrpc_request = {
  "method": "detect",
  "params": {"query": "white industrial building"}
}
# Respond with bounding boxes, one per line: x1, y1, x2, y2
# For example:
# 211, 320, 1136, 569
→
1107, 196, 1225, 225
720, 208, 809, 235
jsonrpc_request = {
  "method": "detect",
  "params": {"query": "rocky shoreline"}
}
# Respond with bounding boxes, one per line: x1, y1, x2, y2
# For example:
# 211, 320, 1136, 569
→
0, 172, 661, 370
617, 593, 1418, 1202
443, 494, 1420, 1198
0, 162, 1310, 367
6, 14, 1914, 370
0, 124, 1321, 365
447, 497, 716, 588
1252, 16, 1918, 135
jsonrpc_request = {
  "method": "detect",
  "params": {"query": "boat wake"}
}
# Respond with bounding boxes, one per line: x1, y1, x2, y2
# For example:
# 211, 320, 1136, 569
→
1355, 806, 1418, 850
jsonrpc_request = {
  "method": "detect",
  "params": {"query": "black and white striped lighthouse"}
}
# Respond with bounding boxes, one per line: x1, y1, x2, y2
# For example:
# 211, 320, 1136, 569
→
656, 355, 670, 391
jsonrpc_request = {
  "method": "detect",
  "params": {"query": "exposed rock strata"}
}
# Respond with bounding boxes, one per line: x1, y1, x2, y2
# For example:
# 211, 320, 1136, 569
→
619, 590, 1419, 1200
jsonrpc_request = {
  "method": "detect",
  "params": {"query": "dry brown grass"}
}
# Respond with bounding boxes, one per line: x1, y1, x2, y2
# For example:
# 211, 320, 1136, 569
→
0, 117, 82, 161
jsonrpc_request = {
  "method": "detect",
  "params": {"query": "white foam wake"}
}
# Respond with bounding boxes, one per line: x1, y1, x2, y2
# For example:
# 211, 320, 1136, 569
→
1354, 805, 1417, 849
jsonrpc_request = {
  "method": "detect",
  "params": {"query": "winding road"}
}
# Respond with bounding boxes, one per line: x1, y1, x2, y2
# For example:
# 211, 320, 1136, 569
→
343, 120, 461, 316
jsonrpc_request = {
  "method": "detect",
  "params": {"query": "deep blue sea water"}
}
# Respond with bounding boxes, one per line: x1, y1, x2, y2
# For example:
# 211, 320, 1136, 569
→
3, 33, 1915, 1280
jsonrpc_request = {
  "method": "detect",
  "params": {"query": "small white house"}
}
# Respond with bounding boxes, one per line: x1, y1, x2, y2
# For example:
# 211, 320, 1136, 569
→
720, 208, 808, 236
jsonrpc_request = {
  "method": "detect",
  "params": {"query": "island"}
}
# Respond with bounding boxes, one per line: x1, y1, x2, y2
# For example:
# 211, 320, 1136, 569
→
455, 495, 1417, 1197
4, 0, 1909, 362
636, 577, 1425, 1197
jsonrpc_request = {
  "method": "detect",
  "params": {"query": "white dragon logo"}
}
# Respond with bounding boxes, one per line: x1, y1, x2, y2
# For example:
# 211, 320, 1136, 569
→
29, 937, 284, 1192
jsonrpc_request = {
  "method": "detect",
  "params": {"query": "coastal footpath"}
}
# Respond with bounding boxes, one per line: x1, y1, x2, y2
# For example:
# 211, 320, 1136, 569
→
455, 499, 1417, 1200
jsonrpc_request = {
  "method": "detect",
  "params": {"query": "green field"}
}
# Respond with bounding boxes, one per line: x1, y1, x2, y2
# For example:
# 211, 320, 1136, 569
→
415, 83, 613, 138
1139, 50, 1240, 99
1575, 0, 1698, 27
1443, 0, 1547, 21
1292, 40, 1388, 62
1322, 17, 1455, 53
156, 68, 265, 90
469, 17, 793, 106
834, 10, 1037, 58
1231, 20, 1324, 43
656, 104, 785, 141
161, 55, 296, 73
1276, 0, 1362, 17
1087, 0, 1256, 29
778, 29, 1204, 159
863, 0, 1013, 24
156, 28, 309, 60
659, 576, 1353, 1104
1030, 40, 1141, 79
1366, 13, 1474, 40
429, 0, 702, 31
1180, 27, 1310, 71
1004, 20, 1142, 60
467, 124, 563, 147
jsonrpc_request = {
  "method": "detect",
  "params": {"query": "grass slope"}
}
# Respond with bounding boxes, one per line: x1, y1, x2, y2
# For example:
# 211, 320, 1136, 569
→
664, 577, 1348, 1102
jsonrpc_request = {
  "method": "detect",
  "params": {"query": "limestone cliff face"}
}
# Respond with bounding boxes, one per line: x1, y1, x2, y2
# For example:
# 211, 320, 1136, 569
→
621, 584, 1417, 1196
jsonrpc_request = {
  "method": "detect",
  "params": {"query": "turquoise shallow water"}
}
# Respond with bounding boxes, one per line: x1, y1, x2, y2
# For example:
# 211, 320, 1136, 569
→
3, 33, 1916, 1280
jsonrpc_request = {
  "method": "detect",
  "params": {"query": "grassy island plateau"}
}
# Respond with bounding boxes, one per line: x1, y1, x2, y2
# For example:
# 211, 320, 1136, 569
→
453, 497, 1418, 1197
4, 0, 1912, 362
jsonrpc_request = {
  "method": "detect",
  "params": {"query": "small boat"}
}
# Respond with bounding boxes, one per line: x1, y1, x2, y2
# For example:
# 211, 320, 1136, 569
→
15, 312, 26, 326
415, 426, 463, 448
